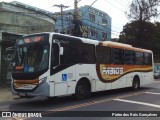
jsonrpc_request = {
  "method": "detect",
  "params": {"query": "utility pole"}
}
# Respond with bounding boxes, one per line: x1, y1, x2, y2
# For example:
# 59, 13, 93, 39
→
54, 4, 69, 33
72, 0, 97, 37
72, 0, 82, 37
74, 0, 78, 21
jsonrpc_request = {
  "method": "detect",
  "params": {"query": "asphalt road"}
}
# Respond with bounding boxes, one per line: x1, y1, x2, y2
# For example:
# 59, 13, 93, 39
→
1, 80, 160, 120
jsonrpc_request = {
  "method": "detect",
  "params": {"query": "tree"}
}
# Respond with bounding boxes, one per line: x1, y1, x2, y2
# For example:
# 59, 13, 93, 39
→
126, 0, 160, 39
153, 22, 160, 62
119, 21, 160, 62
119, 21, 156, 49
71, 19, 82, 37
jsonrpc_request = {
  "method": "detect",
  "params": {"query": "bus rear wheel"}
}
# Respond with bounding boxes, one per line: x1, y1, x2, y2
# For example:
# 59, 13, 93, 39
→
75, 80, 90, 100
132, 76, 140, 90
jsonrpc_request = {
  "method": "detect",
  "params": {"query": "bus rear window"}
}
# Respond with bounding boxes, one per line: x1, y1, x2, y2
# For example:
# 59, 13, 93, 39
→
144, 53, 152, 65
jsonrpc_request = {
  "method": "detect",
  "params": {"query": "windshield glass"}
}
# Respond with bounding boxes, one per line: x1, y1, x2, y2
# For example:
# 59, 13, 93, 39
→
13, 34, 49, 73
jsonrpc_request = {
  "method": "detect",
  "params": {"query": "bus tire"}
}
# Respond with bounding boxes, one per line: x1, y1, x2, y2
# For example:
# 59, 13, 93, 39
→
75, 80, 90, 100
132, 76, 140, 90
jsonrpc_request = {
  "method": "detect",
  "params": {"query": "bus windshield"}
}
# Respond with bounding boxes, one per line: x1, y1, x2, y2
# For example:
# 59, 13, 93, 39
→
13, 34, 49, 73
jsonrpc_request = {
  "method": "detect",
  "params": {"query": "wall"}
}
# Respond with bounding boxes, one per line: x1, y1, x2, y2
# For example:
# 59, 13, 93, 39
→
0, 2, 55, 85
0, 2, 55, 34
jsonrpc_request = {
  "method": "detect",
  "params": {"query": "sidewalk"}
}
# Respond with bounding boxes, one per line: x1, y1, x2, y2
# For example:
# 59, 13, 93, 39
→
0, 85, 17, 102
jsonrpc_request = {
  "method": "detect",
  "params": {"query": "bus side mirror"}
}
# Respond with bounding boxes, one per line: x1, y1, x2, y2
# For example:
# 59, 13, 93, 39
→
60, 47, 64, 55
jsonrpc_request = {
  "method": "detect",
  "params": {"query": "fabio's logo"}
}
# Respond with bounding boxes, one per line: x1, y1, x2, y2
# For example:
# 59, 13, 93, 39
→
102, 67, 123, 75
96, 64, 124, 83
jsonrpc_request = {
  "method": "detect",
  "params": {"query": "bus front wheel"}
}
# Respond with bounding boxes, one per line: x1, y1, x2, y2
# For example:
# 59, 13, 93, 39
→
75, 80, 90, 100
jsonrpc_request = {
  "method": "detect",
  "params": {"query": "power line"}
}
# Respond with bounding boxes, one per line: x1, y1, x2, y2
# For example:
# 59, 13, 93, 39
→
125, 0, 131, 4
83, 0, 98, 15
117, 0, 129, 8
63, 0, 74, 5
59, 0, 76, 10
115, 0, 128, 8
57, 17, 121, 34
111, 32, 120, 37
81, 18, 120, 35
112, 26, 123, 31
103, 0, 124, 12
78, 0, 90, 6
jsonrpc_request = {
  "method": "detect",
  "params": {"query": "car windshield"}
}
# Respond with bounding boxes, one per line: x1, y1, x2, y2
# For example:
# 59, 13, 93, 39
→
13, 34, 49, 73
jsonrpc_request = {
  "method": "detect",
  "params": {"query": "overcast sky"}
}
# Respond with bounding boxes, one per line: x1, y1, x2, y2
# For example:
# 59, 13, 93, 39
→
0, 0, 132, 38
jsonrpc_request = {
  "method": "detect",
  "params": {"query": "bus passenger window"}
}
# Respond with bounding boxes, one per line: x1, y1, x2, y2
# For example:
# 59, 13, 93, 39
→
124, 50, 135, 65
80, 44, 95, 64
112, 48, 123, 64
135, 52, 144, 65
96, 46, 110, 64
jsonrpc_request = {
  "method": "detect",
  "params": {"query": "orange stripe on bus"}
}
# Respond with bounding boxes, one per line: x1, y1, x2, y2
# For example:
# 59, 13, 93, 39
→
13, 78, 39, 84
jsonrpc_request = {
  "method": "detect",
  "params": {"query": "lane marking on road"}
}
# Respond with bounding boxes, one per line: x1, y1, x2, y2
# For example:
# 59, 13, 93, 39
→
21, 91, 149, 119
144, 91, 160, 95
39, 91, 146, 117
47, 91, 145, 112
114, 98, 160, 108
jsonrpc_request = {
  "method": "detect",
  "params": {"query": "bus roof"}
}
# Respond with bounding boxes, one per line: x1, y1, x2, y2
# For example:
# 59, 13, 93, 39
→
101, 41, 152, 53
21, 32, 152, 53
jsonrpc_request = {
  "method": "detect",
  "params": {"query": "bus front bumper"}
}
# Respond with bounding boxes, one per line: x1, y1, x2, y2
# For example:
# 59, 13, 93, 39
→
11, 82, 50, 98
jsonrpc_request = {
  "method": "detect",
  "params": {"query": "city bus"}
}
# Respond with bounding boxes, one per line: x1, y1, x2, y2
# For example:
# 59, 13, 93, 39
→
11, 32, 153, 99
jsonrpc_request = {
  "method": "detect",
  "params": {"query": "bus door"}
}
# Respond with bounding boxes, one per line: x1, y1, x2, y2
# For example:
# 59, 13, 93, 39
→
50, 39, 76, 96
50, 40, 66, 96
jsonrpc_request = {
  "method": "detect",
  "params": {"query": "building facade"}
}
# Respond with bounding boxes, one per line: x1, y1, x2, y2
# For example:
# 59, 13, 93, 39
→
0, 1, 55, 85
55, 5, 112, 41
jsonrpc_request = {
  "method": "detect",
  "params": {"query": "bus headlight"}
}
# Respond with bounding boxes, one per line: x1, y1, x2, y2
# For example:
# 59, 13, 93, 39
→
39, 77, 47, 84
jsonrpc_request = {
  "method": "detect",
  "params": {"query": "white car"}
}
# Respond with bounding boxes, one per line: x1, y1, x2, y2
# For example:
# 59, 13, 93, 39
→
154, 71, 160, 79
